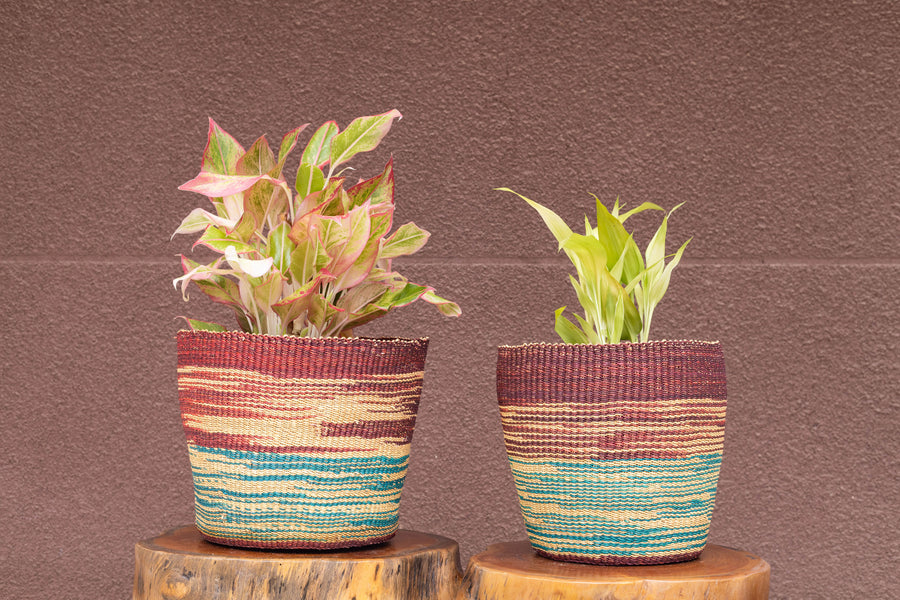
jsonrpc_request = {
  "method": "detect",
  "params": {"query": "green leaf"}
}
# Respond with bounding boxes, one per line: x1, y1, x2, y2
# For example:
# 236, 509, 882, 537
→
335, 281, 390, 315
650, 237, 692, 308
250, 271, 284, 311
337, 304, 389, 332
346, 158, 394, 208
326, 205, 371, 277
301, 121, 339, 167
182, 318, 227, 332
611, 295, 625, 343
288, 238, 329, 285
229, 211, 258, 243
243, 177, 289, 230
267, 222, 296, 277
193, 226, 256, 254
554, 307, 588, 344
573, 313, 600, 344
305, 294, 345, 334
380, 222, 430, 259
379, 281, 428, 309
618, 201, 664, 223
421, 289, 461, 317
194, 275, 243, 309
592, 195, 644, 282
200, 118, 244, 175
316, 177, 348, 216
645, 202, 684, 269
296, 162, 325, 198
328, 110, 402, 172
235, 135, 275, 176
497, 188, 573, 250
332, 230, 380, 291
275, 124, 309, 175
271, 275, 326, 326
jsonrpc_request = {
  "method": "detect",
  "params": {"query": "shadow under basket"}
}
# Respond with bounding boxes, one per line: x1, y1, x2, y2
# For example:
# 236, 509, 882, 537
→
496, 340, 727, 565
177, 330, 429, 550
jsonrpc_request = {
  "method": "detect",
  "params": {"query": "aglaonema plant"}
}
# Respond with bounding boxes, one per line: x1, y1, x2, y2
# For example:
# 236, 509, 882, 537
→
497, 188, 690, 345
173, 110, 460, 337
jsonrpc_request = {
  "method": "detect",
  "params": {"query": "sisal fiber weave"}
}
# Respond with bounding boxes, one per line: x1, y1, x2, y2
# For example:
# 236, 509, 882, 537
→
177, 330, 428, 550
496, 340, 727, 565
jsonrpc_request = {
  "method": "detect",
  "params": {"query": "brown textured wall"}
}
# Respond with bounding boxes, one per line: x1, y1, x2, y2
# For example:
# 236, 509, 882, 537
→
1, 1, 898, 598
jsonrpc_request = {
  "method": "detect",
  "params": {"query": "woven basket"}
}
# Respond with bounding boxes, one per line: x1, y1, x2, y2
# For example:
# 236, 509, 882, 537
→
496, 340, 727, 565
177, 330, 428, 550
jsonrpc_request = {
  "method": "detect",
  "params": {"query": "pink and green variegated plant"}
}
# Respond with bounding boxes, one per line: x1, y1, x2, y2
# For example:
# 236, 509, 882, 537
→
172, 110, 460, 337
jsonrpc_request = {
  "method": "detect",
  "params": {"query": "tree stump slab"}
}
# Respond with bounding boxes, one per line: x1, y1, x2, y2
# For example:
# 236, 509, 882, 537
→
133, 525, 462, 600
458, 541, 769, 600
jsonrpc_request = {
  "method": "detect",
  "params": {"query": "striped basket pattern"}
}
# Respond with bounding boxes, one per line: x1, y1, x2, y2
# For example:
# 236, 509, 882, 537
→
496, 340, 727, 565
177, 331, 428, 550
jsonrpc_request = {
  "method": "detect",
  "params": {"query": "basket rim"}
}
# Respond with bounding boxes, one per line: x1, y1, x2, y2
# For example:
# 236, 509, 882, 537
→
498, 339, 720, 350
176, 329, 428, 346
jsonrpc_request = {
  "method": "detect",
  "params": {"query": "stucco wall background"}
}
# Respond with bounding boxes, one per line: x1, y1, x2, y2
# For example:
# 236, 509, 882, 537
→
1, 1, 898, 598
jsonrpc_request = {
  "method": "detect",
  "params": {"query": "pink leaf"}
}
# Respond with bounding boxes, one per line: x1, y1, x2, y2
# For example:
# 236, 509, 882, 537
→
178, 172, 281, 198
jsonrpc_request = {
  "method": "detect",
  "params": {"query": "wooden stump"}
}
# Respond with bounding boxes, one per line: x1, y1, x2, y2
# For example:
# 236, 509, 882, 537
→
133, 525, 462, 600
458, 541, 770, 600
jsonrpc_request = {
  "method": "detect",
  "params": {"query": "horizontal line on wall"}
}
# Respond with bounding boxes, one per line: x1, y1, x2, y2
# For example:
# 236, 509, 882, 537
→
3, 256, 900, 266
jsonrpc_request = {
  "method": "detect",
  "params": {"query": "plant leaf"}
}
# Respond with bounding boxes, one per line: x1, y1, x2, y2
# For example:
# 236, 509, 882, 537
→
179, 172, 281, 198
172, 207, 237, 237
288, 238, 330, 285
592, 195, 646, 283
243, 177, 290, 230
421, 289, 461, 316
235, 135, 275, 176
275, 124, 309, 175
201, 118, 244, 175
618, 201, 664, 223
380, 222, 430, 259
554, 307, 588, 344
271, 274, 326, 326
301, 121, 339, 167
645, 202, 684, 269
192, 226, 256, 254
329, 110, 402, 171
296, 162, 325, 198
266, 222, 296, 277
379, 281, 428, 309
181, 318, 227, 332
346, 158, 394, 208
497, 188, 574, 250
224, 245, 273, 277
325, 205, 371, 277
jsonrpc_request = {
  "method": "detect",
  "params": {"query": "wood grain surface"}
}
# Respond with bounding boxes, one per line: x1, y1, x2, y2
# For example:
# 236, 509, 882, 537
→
457, 541, 770, 600
133, 525, 462, 600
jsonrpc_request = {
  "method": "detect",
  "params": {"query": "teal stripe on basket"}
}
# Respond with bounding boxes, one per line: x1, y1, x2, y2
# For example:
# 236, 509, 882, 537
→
187, 444, 409, 545
509, 453, 723, 558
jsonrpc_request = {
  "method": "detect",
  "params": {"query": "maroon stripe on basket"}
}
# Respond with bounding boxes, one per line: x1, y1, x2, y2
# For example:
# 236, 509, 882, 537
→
496, 341, 727, 460
184, 428, 369, 453
534, 547, 703, 566
177, 331, 428, 378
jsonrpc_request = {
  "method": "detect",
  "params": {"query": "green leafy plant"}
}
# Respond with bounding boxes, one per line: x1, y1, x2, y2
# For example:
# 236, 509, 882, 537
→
497, 188, 690, 344
173, 110, 460, 337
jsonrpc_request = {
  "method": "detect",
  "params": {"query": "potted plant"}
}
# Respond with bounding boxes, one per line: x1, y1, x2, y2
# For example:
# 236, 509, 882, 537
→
171, 110, 460, 550
494, 188, 726, 565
